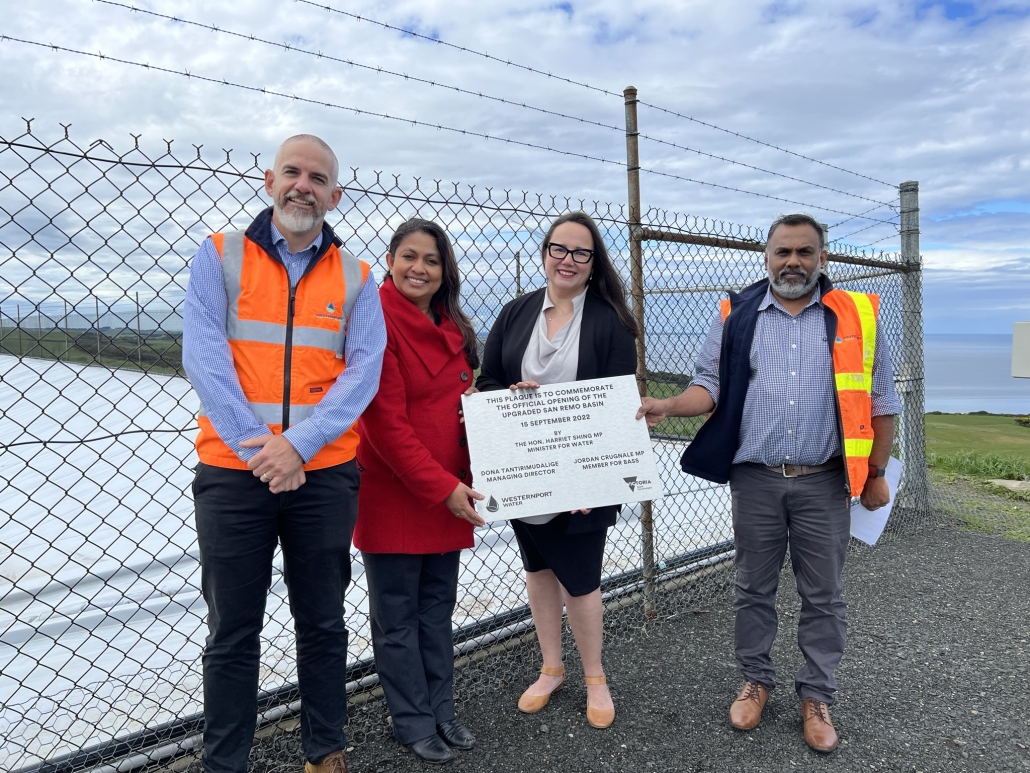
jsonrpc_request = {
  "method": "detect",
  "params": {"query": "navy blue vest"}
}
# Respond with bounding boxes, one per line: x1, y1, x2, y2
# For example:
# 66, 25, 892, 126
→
680, 276, 840, 483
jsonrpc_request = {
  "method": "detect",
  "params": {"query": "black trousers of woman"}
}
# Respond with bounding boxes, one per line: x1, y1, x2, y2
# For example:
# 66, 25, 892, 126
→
362, 550, 461, 744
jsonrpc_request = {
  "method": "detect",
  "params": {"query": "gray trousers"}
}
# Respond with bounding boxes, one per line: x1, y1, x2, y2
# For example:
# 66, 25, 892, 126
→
729, 463, 851, 705
362, 551, 460, 744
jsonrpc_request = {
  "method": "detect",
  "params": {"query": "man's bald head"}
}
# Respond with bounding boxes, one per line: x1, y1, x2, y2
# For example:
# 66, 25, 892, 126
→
273, 134, 340, 187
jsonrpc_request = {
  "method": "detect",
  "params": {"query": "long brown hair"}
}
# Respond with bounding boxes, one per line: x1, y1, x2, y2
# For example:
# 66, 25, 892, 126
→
540, 211, 638, 337
387, 218, 480, 368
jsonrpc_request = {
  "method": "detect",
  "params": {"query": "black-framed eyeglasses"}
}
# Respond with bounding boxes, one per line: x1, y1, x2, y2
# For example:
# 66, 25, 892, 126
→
546, 242, 594, 263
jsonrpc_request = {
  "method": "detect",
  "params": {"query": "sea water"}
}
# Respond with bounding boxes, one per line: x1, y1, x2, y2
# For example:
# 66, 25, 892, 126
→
924, 334, 1030, 415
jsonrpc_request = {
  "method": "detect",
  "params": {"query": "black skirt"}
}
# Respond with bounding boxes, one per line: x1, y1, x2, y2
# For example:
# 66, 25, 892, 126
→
510, 513, 608, 597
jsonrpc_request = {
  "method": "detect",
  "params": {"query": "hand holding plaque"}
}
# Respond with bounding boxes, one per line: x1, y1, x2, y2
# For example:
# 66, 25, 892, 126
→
461, 375, 664, 522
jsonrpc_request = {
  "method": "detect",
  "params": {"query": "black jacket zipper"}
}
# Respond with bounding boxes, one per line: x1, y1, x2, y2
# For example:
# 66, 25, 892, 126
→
282, 284, 298, 429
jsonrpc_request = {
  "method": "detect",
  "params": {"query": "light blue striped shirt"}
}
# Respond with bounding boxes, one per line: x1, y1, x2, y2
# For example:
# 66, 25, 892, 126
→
183, 221, 386, 464
692, 284, 902, 467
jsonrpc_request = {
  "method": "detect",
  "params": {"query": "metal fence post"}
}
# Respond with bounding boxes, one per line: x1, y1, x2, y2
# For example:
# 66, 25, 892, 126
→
136, 291, 143, 367
897, 181, 929, 512
624, 85, 656, 619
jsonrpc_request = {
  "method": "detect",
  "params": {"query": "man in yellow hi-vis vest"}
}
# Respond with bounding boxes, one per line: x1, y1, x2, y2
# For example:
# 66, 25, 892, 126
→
638, 213, 901, 753
183, 135, 386, 773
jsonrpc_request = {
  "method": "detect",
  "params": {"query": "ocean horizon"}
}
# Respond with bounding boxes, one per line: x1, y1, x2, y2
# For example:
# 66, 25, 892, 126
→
924, 333, 1030, 415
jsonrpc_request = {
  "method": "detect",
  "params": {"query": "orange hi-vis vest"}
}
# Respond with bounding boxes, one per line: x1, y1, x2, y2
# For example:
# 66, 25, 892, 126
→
720, 289, 880, 496
196, 229, 371, 470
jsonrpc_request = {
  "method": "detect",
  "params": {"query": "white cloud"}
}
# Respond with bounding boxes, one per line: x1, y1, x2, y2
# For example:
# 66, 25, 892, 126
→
1, 0, 1027, 330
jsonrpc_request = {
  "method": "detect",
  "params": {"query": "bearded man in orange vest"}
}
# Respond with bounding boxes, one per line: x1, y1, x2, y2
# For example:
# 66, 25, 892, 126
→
183, 134, 386, 773
637, 213, 901, 753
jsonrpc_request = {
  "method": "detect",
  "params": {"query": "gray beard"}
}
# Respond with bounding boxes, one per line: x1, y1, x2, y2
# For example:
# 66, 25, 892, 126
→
275, 198, 323, 234
769, 265, 820, 300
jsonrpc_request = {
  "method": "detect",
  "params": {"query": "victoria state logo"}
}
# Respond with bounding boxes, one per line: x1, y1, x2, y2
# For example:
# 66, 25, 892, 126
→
486, 495, 499, 513
624, 476, 654, 492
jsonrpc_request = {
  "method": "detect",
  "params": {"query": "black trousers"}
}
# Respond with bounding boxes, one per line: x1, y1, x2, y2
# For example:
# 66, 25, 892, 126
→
193, 461, 359, 773
362, 551, 460, 744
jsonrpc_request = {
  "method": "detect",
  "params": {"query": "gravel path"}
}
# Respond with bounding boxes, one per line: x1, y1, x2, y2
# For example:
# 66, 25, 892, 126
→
216, 525, 1030, 773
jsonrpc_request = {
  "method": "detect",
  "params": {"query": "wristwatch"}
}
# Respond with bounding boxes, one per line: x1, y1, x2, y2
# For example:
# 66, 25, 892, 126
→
868, 463, 886, 478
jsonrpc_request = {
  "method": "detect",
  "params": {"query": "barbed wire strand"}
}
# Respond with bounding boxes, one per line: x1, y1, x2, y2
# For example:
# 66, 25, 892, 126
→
94, 0, 894, 209
829, 201, 899, 229
836, 219, 896, 242
0, 35, 897, 225
291, 0, 895, 188
855, 232, 899, 250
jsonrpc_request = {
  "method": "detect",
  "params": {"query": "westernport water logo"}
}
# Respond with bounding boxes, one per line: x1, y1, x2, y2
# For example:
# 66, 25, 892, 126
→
486, 496, 499, 513
317, 300, 343, 321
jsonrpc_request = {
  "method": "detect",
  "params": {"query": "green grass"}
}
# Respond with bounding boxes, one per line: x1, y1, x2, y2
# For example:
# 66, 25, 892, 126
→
928, 452, 1030, 480
925, 412, 1030, 541
0, 325, 183, 375
925, 412, 1030, 459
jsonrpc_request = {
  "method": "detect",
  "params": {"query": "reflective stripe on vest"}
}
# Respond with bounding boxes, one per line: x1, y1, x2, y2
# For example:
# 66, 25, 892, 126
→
719, 288, 879, 496
196, 230, 369, 470
821, 288, 879, 496
219, 229, 364, 355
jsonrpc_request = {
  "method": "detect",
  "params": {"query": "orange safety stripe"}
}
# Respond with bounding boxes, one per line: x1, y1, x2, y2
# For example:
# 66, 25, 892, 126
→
822, 289, 879, 496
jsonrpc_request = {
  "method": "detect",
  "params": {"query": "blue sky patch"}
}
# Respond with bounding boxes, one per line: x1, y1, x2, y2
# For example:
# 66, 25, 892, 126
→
762, 1, 805, 24
916, 1, 1030, 25
847, 8, 880, 27
931, 200, 1030, 221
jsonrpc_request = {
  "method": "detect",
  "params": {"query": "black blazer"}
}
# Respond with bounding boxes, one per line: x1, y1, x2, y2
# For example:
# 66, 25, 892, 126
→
476, 287, 638, 534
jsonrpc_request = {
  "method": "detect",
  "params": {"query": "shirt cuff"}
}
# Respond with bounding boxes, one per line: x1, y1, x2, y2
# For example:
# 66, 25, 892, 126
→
227, 428, 269, 461
281, 422, 327, 464
870, 396, 903, 418
692, 378, 720, 406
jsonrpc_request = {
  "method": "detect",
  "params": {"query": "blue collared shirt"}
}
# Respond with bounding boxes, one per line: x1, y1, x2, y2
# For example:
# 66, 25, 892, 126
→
691, 284, 902, 467
183, 221, 386, 463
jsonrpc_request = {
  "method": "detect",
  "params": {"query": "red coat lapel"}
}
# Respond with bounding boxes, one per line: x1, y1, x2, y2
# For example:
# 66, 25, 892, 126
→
380, 277, 465, 376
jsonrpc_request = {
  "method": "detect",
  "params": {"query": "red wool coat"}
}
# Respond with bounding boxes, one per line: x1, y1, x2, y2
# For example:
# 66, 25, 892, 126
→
354, 277, 476, 554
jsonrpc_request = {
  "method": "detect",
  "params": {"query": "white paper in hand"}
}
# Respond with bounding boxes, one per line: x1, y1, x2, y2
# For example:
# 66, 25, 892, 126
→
850, 457, 902, 546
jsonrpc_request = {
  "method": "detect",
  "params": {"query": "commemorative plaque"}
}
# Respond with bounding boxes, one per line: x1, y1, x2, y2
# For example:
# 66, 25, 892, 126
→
461, 374, 664, 522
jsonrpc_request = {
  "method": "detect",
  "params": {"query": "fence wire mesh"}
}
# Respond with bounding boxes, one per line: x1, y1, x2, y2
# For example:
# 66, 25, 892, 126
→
1, 122, 940, 773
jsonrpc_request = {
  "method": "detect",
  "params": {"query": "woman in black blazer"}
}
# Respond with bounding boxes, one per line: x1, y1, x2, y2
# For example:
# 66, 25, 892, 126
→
477, 211, 638, 729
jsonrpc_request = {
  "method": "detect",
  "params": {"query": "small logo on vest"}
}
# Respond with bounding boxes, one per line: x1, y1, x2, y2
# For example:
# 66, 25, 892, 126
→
835, 336, 843, 344
317, 300, 343, 321
486, 496, 499, 513
310, 386, 324, 394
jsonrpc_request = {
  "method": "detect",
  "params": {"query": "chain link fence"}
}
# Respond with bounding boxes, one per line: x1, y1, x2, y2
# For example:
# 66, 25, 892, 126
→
1, 121, 936, 772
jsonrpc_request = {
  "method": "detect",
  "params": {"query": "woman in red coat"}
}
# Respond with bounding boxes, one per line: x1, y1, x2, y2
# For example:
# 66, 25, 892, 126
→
354, 218, 484, 764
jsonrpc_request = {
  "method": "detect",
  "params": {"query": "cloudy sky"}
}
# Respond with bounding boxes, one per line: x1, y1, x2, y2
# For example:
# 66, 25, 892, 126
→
2, 0, 1028, 333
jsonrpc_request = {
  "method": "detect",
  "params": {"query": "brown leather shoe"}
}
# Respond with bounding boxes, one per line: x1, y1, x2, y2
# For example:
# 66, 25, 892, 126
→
801, 699, 838, 753
728, 681, 769, 730
517, 665, 565, 713
305, 750, 349, 773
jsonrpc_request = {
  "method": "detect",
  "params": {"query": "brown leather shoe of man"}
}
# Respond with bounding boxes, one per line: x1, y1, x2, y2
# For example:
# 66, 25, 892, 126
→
801, 699, 838, 753
305, 750, 349, 773
728, 681, 769, 730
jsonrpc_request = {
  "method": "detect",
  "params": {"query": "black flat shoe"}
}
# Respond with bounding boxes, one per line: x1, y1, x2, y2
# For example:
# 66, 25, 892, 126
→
405, 734, 454, 764
437, 719, 475, 750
